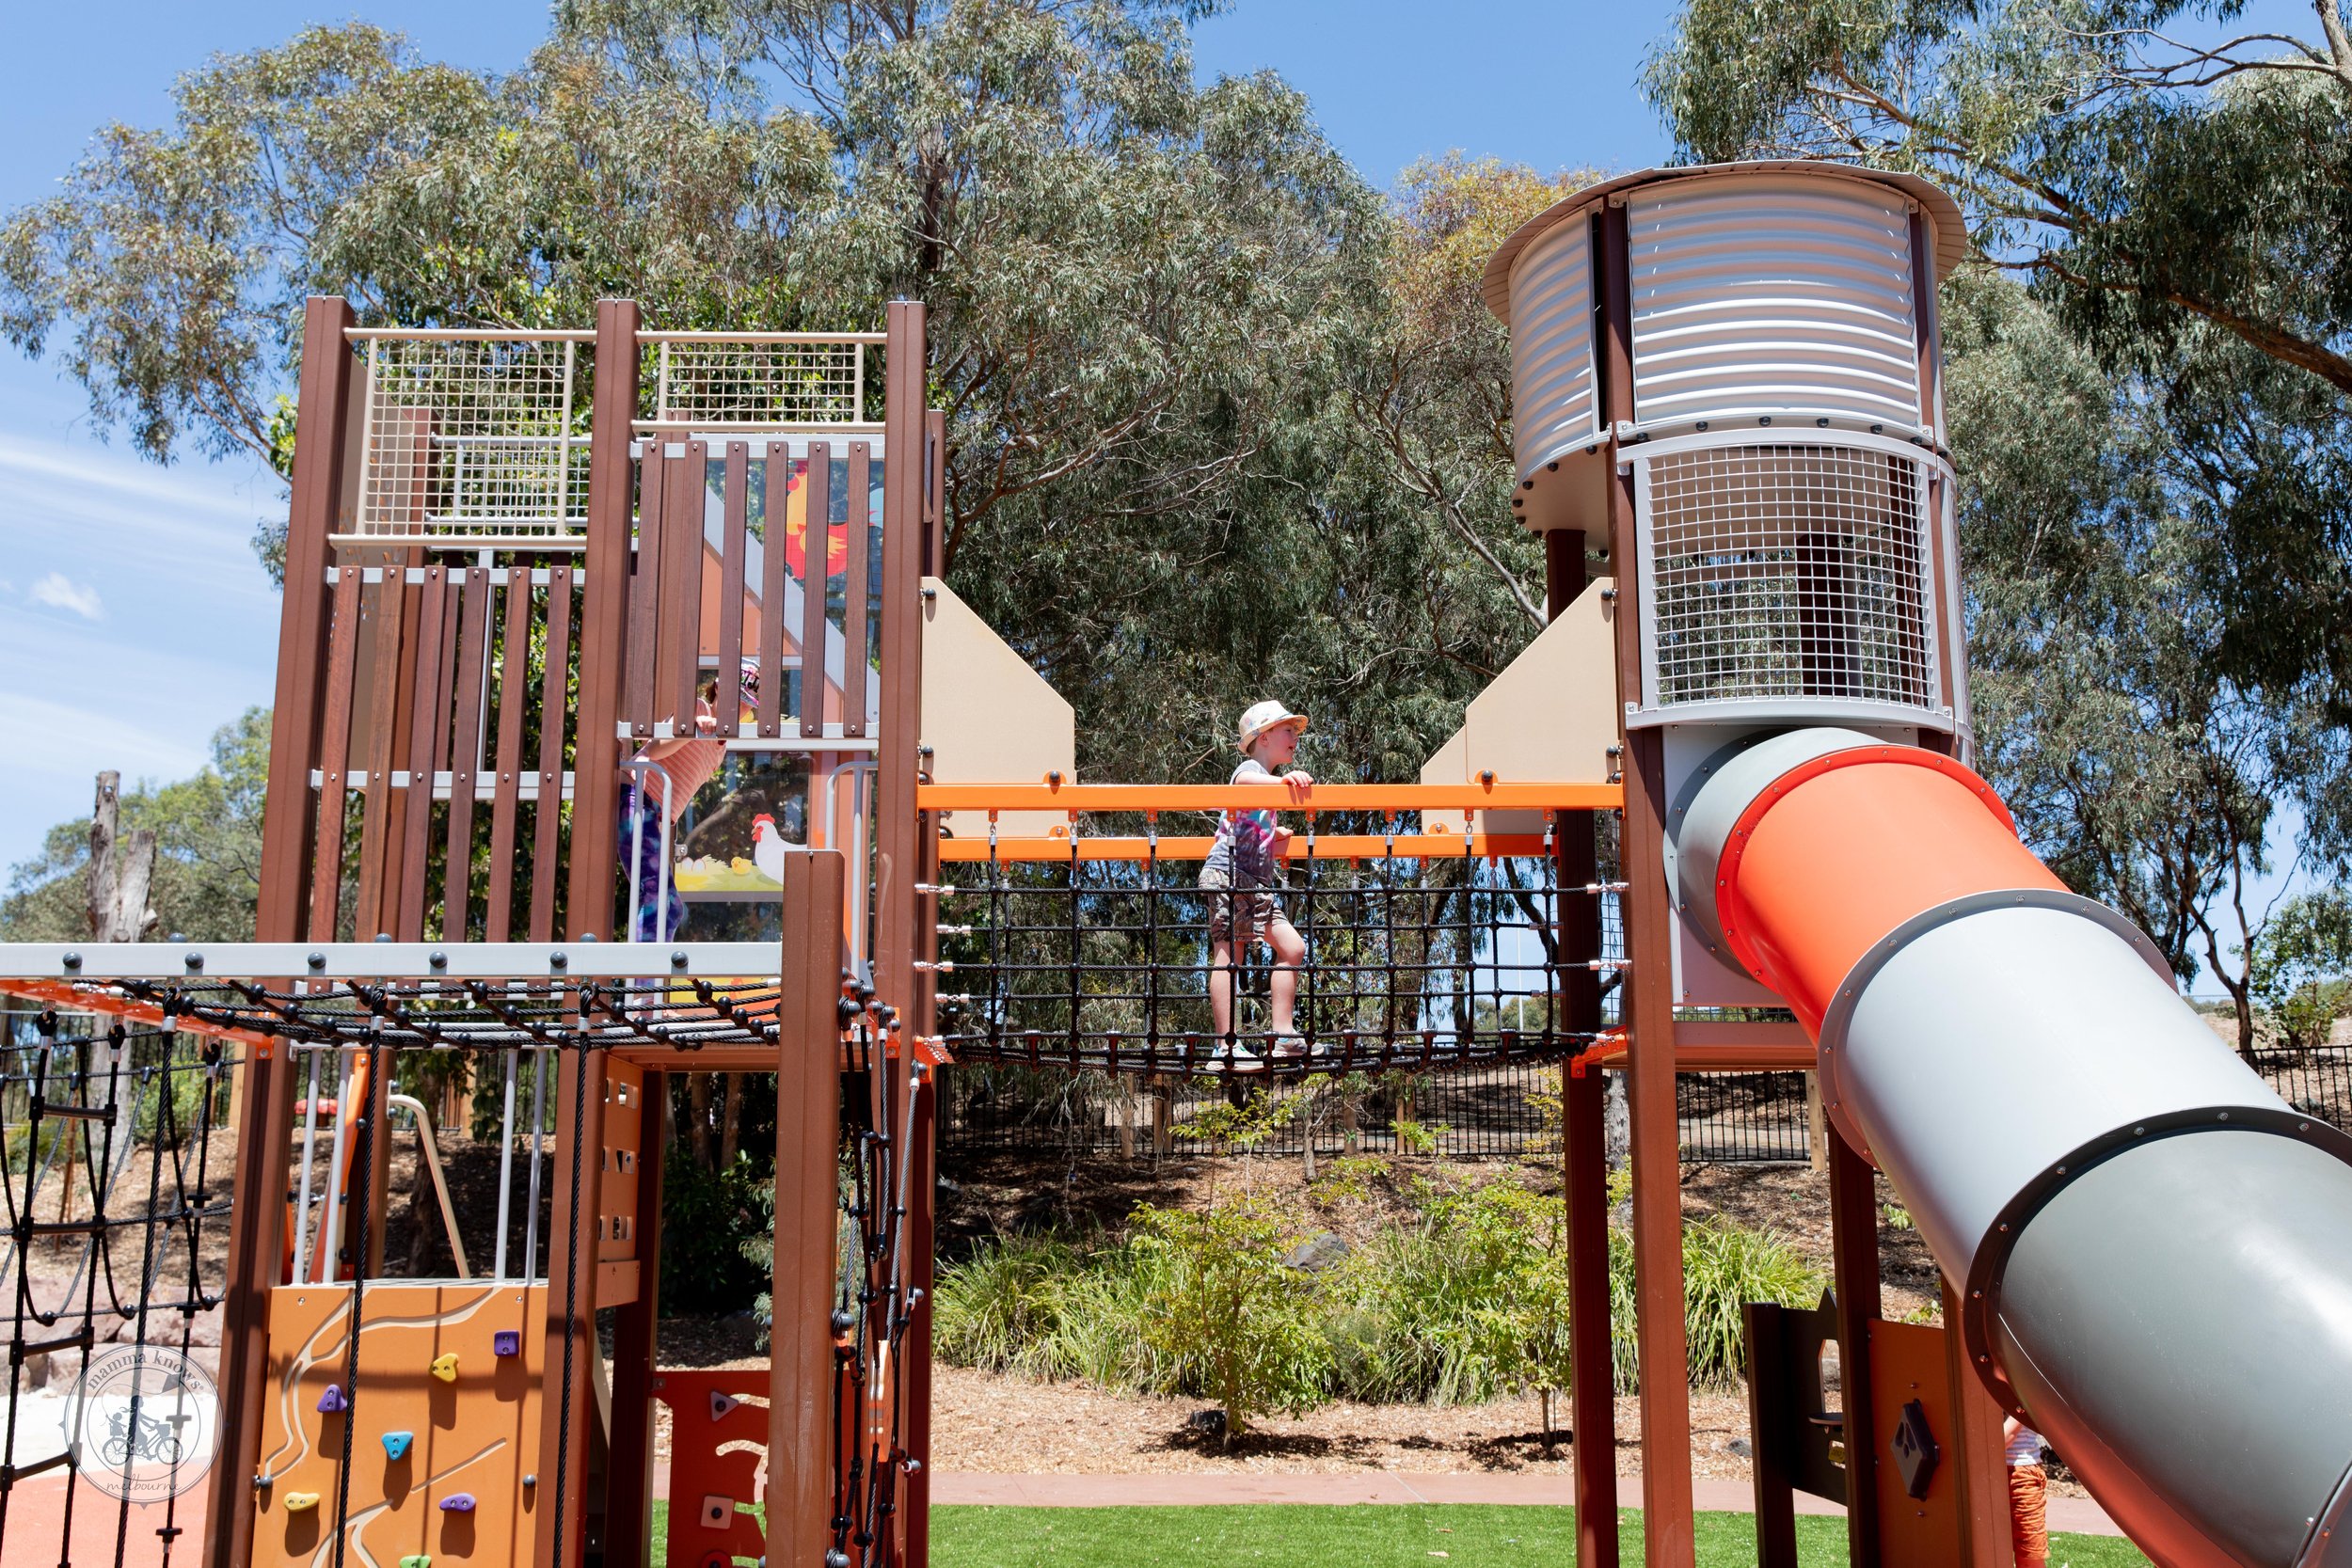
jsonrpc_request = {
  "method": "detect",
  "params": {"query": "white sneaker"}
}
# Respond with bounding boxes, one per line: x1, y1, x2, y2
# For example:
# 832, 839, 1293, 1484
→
1273, 1036, 1308, 1057
1224, 1040, 1263, 1070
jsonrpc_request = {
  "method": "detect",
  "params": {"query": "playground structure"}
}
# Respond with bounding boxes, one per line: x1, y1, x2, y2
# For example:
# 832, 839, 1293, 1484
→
0, 158, 2346, 1568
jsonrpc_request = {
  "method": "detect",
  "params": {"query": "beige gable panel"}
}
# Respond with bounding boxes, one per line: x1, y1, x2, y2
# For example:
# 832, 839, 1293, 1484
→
920, 576, 1075, 842
1418, 584, 1621, 834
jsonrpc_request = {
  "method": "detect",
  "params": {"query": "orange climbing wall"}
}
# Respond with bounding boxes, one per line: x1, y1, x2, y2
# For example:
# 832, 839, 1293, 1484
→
253, 1282, 546, 1567
652, 1368, 771, 1568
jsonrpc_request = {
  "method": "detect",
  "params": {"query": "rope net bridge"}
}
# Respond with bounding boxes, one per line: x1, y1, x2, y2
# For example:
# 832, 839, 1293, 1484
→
917, 784, 1625, 1077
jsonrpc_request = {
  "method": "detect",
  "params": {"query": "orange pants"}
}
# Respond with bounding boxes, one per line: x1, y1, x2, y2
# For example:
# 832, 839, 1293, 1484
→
2009, 1462, 2049, 1566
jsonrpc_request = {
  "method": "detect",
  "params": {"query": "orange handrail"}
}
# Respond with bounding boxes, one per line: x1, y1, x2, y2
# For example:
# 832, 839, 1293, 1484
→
935, 832, 1561, 863
916, 780, 1620, 812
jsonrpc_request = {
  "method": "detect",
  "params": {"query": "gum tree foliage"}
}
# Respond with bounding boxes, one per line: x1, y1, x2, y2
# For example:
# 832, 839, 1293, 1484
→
0, 6, 1561, 789
2249, 887, 2352, 1051
1948, 273, 2340, 1048
1644, 0, 2352, 810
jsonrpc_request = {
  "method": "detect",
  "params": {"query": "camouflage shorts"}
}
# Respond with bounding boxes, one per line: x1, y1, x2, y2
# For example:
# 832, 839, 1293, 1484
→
1199, 864, 1282, 943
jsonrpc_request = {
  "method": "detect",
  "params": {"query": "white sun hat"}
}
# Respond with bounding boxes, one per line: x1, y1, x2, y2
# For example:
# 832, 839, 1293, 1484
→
1236, 700, 1310, 751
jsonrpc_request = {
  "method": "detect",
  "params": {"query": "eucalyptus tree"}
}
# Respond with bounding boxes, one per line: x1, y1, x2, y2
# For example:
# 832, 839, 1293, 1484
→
1643, 0, 2352, 395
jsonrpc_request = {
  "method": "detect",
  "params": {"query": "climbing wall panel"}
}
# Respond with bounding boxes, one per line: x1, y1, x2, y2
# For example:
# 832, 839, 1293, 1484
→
253, 1282, 546, 1568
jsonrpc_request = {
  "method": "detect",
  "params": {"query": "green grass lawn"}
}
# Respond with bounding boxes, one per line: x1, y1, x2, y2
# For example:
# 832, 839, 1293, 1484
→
648, 1501, 2151, 1567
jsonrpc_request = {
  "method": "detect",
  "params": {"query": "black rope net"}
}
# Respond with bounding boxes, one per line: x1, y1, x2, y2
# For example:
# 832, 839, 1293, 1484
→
6, 977, 787, 1054
931, 814, 1615, 1076
831, 991, 924, 1568
0, 1010, 235, 1568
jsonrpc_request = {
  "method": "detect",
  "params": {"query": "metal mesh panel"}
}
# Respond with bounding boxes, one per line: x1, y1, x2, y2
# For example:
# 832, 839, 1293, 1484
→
1643, 441, 1933, 710
352, 334, 593, 545
643, 336, 870, 430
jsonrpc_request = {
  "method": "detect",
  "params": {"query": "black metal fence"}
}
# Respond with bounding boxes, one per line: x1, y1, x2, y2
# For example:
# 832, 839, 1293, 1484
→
938, 1060, 1820, 1164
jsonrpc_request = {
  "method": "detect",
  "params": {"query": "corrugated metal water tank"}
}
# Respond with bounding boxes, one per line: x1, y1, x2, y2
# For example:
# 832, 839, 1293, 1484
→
1508, 214, 1599, 480
1627, 177, 1922, 433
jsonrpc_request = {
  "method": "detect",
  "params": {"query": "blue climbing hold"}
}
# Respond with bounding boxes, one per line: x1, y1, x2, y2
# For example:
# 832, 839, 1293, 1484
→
382, 1431, 414, 1461
493, 1330, 520, 1357
316, 1385, 348, 1414
438, 1494, 476, 1513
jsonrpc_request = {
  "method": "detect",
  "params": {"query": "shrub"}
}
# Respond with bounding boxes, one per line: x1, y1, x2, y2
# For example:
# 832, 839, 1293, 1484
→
1333, 1179, 1571, 1413
1130, 1189, 1334, 1443
1675, 1215, 1822, 1388
661, 1144, 771, 1313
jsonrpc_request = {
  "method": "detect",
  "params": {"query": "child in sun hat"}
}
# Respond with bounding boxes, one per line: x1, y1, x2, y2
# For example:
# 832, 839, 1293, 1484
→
1200, 700, 1315, 1064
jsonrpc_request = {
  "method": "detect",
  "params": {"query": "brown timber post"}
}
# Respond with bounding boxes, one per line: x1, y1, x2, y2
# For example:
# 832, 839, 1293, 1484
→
1598, 198, 1697, 1568
875, 299, 931, 1562
605, 1065, 670, 1568
215, 296, 355, 1568
770, 850, 848, 1560
1829, 1132, 1884, 1567
1549, 528, 1620, 1568
534, 1037, 611, 1567
569, 298, 643, 940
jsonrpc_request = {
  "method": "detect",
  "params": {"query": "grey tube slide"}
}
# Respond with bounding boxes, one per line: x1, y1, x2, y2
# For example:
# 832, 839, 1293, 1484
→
1670, 728, 2352, 1568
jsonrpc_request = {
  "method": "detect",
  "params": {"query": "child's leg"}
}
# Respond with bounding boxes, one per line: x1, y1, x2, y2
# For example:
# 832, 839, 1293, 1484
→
1207, 936, 1237, 1039
1267, 915, 1305, 1037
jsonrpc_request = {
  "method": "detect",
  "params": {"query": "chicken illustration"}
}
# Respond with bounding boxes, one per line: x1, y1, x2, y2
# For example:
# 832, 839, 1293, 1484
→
751, 814, 801, 885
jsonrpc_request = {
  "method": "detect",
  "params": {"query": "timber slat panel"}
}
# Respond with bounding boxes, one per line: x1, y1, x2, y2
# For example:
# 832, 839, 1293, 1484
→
660, 441, 707, 732
717, 441, 750, 736
844, 442, 872, 736
308, 566, 364, 942
625, 448, 664, 739
530, 565, 575, 942
757, 440, 790, 737
484, 564, 533, 941
442, 566, 493, 941
800, 443, 832, 738
395, 568, 452, 940
351, 567, 405, 940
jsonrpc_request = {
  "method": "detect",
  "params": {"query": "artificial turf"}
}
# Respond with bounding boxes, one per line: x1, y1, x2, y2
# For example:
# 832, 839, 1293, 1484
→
647, 1501, 2153, 1566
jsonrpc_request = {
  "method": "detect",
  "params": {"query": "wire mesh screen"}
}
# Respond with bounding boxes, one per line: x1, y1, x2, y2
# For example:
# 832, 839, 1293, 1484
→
0, 1014, 236, 1565
642, 336, 870, 430
352, 334, 595, 546
1641, 441, 1936, 711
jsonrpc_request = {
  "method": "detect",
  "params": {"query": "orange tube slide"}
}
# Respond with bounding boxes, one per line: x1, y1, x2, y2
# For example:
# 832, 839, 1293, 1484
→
1711, 746, 2059, 1035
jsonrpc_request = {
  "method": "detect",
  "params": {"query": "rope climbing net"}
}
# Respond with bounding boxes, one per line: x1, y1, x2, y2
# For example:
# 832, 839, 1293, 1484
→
831, 988, 925, 1568
0, 1011, 236, 1564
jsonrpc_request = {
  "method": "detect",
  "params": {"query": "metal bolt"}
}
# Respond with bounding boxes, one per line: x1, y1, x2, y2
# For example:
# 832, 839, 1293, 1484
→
429, 950, 448, 970
61, 951, 82, 971
550, 951, 569, 971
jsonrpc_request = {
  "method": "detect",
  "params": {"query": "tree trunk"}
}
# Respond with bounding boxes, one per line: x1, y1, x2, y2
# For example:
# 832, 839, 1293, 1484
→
689, 1074, 717, 1167
718, 1073, 744, 1168
87, 772, 158, 943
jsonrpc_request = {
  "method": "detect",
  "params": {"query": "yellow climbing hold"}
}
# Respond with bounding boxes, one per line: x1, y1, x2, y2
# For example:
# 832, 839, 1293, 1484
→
428, 1353, 458, 1384
283, 1493, 321, 1513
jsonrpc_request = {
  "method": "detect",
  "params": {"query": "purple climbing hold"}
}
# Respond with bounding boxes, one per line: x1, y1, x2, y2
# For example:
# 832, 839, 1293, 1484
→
493, 1331, 520, 1357
316, 1385, 349, 1414
438, 1494, 477, 1513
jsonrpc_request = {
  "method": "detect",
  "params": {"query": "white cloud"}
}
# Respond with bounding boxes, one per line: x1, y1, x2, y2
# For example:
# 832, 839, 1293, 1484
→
29, 572, 103, 620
